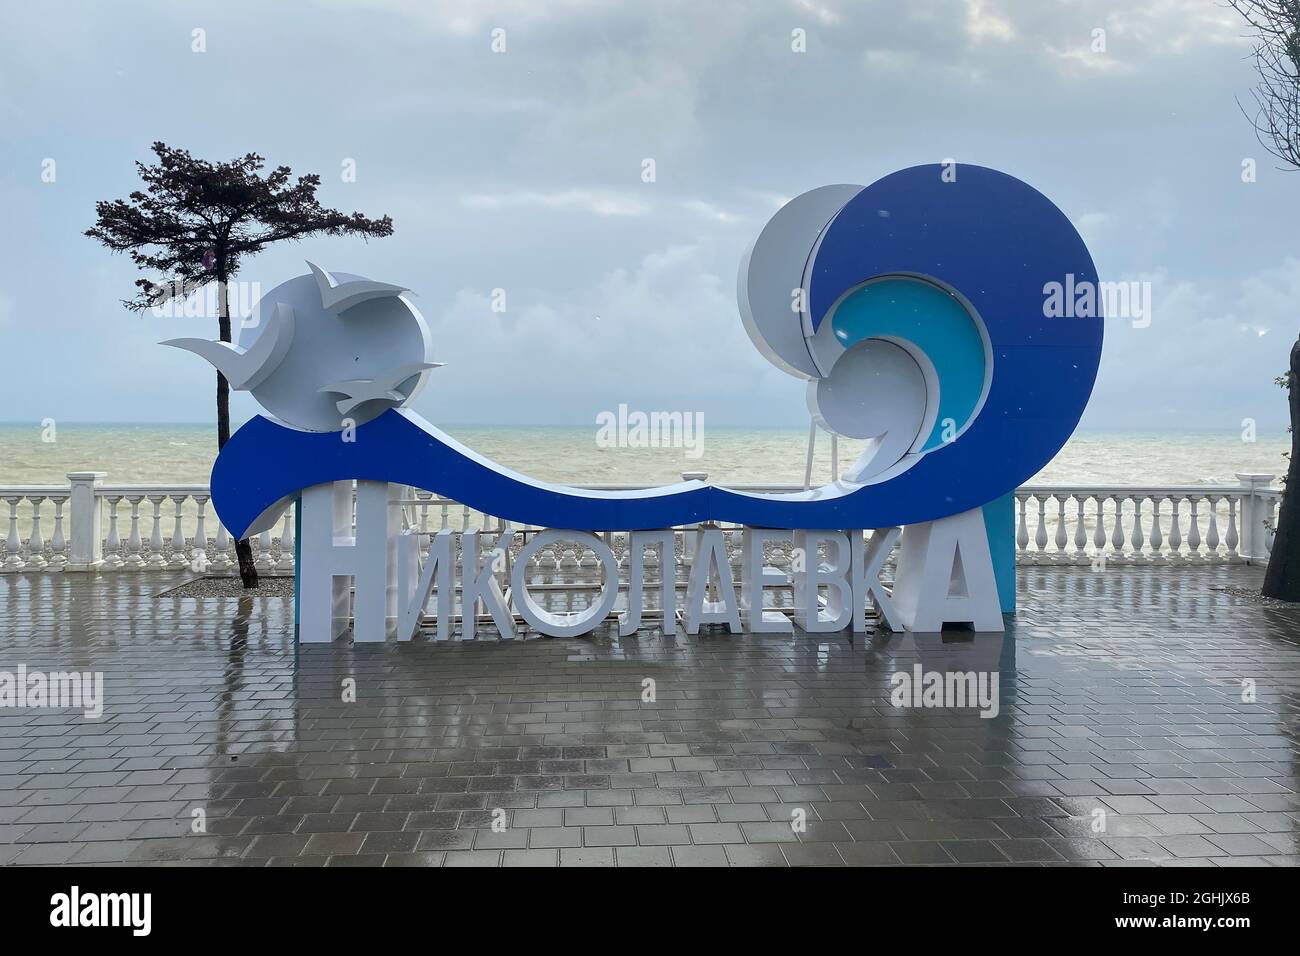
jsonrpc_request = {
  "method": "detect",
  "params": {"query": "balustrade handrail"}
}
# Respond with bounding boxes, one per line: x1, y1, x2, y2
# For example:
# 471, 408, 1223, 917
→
95, 484, 212, 495
1017, 483, 1280, 496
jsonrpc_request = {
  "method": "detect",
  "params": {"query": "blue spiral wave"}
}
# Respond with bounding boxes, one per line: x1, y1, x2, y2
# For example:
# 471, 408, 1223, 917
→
211, 164, 1103, 538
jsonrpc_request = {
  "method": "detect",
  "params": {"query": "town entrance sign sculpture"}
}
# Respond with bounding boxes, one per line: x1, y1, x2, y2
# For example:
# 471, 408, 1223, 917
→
164, 164, 1104, 642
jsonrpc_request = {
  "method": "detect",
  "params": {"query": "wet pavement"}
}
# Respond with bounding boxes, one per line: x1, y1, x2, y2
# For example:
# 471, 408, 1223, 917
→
0, 564, 1298, 867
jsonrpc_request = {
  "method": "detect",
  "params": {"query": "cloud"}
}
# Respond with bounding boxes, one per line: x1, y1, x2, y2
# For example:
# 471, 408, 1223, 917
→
965, 0, 1015, 42
1083, 259, 1300, 431
413, 240, 774, 424
341, 0, 604, 36
1103, 0, 1243, 55
791, 0, 842, 26
1047, 42, 1133, 74
0, 0, 1292, 435
677, 199, 745, 223
462, 189, 651, 216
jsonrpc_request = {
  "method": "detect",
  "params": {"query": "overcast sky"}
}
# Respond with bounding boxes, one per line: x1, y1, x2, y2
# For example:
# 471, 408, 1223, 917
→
0, 0, 1295, 433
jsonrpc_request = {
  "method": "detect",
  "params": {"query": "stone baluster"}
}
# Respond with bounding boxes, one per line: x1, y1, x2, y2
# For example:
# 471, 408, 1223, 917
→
26, 496, 47, 570
1224, 496, 1239, 561
168, 494, 190, 568
417, 491, 431, 534
48, 495, 67, 571
144, 495, 167, 568
1148, 497, 1164, 562
1053, 495, 1068, 560
1167, 497, 1182, 560
1034, 496, 1048, 559
1186, 496, 1202, 560
1071, 496, 1092, 564
1109, 495, 1125, 562
1205, 496, 1220, 559
277, 505, 295, 571
1073, 496, 1088, 564
1129, 496, 1145, 562
211, 521, 233, 572
1092, 495, 1107, 560
256, 527, 274, 571
1016, 494, 1029, 558
1264, 497, 1277, 553
192, 496, 209, 568
2, 496, 21, 571
124, 496, 145, 568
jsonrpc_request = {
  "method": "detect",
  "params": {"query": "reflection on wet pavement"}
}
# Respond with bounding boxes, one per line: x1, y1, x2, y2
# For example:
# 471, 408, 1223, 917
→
0, 564, 1296, 866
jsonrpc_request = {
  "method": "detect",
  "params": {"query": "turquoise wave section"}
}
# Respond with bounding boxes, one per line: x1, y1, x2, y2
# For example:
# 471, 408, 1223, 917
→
831, 277, 987, 450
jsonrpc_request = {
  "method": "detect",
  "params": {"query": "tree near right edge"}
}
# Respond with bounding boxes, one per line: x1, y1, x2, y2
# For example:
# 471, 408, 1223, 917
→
1263, 340, 1299, 598
1231, 1, 1300, 600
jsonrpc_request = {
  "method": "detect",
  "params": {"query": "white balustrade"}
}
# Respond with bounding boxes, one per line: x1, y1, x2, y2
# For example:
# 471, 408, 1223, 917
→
0, 478, 296, 575
0, 473, 1284, 572
1013, 482, 1282, 566
0, 489, 71, 572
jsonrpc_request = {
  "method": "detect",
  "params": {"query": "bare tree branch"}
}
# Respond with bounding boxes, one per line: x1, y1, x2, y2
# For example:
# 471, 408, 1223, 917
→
1229, 1, 1300, 168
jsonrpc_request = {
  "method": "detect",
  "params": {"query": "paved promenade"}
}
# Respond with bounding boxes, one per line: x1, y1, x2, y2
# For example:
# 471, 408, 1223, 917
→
0, 565, 1297, 866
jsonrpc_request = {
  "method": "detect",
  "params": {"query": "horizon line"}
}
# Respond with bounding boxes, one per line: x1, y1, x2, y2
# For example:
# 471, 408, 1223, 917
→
0, 420, 1289, 436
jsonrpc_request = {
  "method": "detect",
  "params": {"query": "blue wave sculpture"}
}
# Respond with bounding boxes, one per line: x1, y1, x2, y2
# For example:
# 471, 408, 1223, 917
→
207, 164, 1103, 539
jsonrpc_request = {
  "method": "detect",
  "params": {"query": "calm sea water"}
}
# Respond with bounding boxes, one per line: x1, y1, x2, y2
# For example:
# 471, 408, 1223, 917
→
0, 422, 1289, 488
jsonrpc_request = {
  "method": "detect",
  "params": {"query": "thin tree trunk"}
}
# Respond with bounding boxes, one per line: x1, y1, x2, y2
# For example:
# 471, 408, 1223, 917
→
216, 267, 259, 589
1262, 334, 1300, 600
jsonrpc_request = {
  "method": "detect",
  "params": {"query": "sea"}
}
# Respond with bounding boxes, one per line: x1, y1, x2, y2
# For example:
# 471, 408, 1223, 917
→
0, 423, 1289, 489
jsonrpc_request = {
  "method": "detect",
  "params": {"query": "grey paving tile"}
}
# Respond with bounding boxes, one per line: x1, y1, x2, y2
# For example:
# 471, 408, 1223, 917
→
560, 848, 614, 867
616, 847, 674, 867
783, 844, 845, 866
671, 845, 729, 867
0, 565, 1295, 870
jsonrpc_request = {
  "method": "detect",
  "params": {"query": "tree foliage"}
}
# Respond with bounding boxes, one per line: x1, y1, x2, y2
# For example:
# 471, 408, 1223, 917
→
87, 142, 393, 311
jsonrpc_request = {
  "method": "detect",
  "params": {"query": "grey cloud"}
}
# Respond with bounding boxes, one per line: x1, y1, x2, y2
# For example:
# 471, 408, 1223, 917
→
0, 0, 1293, 435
